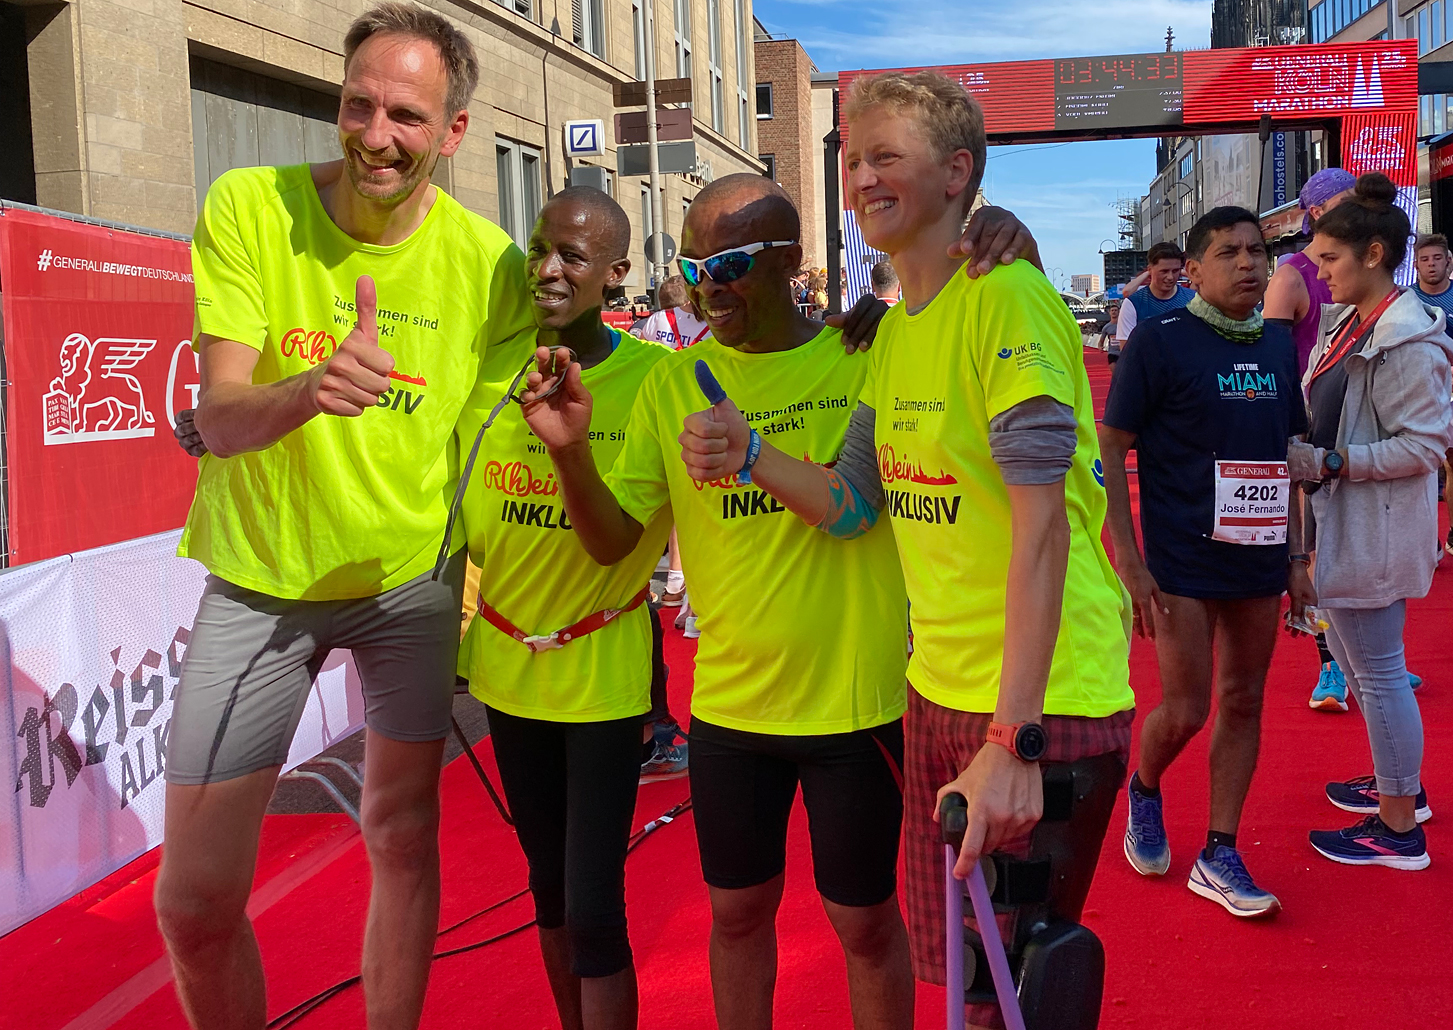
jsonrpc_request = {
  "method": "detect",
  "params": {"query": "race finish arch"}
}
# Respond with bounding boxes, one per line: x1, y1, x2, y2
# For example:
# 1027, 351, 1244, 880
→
832, 40, 1419, 299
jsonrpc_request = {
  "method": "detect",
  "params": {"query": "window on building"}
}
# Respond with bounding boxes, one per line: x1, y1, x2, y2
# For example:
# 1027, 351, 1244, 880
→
573, 0, 605, 59
632, 0, 647, 81
734, 0, 750, 151
1407, 15, 1417, 42
1421, 7, 1431, 54
674, 0, 693, 87
494, 0, 531, 17
707, 0, 724, 132
757, 83, 773, 118
1179, 152, 1193, 179
496, 138, 541, 249
1437, 1, 1446, 48
190, 56, 342, 205
760, 154, 775, 180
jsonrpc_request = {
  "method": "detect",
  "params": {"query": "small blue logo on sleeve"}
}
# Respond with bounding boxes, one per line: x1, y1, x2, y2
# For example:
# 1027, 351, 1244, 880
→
997, 347, 1013, 359
1092, 458, 1105, 487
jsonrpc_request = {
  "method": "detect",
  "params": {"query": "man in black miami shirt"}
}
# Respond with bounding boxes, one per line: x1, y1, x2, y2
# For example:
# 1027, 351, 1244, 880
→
1101, 207, 1311, 920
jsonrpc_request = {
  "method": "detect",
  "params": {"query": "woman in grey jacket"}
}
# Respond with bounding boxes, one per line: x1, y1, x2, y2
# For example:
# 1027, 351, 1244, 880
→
1290, 173, 1451, 871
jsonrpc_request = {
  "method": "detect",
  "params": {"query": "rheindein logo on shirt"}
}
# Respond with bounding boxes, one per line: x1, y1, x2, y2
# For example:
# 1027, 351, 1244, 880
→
1217, 362, 1279, 402
878, 444, 961, 525
279, 323, 431, 416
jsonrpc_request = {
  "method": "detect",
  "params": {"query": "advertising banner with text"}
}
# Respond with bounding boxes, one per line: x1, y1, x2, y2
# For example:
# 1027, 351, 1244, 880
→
0, 206, 202, 565
1, 530, 363, 936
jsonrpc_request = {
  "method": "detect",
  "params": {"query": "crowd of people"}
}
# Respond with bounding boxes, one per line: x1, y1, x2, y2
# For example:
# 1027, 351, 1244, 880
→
154, 5, 1444, 1030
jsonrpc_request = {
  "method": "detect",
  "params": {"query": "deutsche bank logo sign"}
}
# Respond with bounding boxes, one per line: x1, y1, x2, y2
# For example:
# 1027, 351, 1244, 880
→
565, 119, 605, 158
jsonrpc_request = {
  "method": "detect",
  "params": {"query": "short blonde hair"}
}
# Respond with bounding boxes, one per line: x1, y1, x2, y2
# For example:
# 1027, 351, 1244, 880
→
844, 71, 987, 208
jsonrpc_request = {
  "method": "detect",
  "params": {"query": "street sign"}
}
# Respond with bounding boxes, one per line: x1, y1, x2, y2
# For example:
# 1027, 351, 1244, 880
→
645, 233, 677, 265
563, 119, 605, 158
617, 140, 697, 176
568, 166, 610, 192
614, 108, 694, 145
613, 77, 693, 108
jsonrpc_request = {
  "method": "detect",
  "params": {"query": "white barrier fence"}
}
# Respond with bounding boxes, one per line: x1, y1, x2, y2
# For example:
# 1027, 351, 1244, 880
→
1, 530, 363, 936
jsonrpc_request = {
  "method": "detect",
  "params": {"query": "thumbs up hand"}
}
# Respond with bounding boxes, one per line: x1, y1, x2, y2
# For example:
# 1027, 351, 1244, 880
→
679, 360, 751, 482
309, 275, 396, 416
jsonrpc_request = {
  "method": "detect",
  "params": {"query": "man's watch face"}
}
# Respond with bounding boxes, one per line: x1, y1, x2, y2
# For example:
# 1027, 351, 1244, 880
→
1324, 451, 1343, 474
1017, 723, 1048, 762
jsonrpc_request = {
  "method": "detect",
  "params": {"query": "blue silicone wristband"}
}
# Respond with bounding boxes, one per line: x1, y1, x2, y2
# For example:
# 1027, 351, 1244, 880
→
739, 428, 762, 485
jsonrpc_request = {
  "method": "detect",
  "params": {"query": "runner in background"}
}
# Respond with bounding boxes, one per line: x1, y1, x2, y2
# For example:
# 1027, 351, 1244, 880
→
635, 274, 712, 350
457, 187, 675, 1029
681, 74, 1131, 1030
156, 8, 531, 1029
1102, 207, 1309, 918
1116, 242, 1195, 345
1262, 168, 1363, 713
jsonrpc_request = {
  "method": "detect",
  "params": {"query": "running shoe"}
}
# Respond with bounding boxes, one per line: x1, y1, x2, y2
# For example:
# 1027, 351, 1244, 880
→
640, 736, 689, 784
1123, 780, 1171, 876
1409, 671, 1423, 691
1445, 526, 1453, 557
1309, 661, 1348, 712
683, 615, 700, 639
655, 588, 685, 608
674, 596, 693, 631
1309, 815, 1430, 870
1325, 774, 1432, 824
1187, 846, 1281, 918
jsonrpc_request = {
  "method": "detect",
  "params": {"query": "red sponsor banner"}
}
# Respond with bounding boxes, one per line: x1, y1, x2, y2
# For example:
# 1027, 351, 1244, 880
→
602, 310, 636, 330
1342, 111, 1419, 188
0, 207, 200, 564
1183, 40, 1417, 121
1433, 138, 1453, 183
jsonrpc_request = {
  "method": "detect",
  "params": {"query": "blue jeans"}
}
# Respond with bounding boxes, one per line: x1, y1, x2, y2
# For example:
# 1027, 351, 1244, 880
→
1323, 602, 1424, 797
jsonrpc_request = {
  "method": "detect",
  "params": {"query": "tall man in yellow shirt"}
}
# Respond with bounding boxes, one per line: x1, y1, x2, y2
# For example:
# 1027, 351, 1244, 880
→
154, 7, 530, 1029
681, 73, 1134, 1029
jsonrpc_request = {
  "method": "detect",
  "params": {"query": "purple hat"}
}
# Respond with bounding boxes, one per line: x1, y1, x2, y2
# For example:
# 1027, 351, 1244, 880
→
1300, 168, 1358, 234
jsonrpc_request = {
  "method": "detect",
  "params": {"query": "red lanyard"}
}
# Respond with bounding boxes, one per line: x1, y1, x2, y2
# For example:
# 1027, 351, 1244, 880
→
1309, 289, 1400, 386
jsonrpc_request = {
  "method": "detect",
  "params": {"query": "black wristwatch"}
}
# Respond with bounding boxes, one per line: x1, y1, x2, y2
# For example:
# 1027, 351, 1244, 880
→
1321, 450, 1344, 480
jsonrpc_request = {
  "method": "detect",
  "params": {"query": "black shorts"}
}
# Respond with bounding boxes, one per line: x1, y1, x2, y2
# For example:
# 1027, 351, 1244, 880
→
688, 717, 905, 908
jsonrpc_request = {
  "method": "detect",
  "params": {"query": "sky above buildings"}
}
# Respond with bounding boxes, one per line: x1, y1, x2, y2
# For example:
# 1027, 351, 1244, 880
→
753, 0, 1216, 288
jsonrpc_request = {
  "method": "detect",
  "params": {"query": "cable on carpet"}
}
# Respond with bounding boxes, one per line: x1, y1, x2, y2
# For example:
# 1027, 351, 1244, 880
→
264, 797, 694, 1028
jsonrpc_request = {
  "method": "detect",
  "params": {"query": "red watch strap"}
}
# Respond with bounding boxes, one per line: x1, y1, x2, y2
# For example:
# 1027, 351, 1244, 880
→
986, 721, 1019, 756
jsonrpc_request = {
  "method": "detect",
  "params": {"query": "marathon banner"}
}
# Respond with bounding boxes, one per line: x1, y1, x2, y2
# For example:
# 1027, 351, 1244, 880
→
1, 531, 363, 936
0, 206, 201, 565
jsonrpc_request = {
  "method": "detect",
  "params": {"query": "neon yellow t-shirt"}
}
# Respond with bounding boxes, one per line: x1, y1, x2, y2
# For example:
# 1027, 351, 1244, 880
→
179, 165, 532, 600
862, 260, 1132, 718
607, 327, 908, 736
459, 330, 673, 722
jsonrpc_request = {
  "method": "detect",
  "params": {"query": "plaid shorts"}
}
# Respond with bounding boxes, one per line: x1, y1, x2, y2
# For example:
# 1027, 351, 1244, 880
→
903, 688, 1132, 1028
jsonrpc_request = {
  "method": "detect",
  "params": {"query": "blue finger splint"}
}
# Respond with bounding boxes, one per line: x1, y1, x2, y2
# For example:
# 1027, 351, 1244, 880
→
693, 360, 753, 484
694, 360, 727, 405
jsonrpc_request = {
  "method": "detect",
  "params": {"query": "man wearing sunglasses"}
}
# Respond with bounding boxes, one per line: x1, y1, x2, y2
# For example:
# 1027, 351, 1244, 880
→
519, 173, 1041, 1030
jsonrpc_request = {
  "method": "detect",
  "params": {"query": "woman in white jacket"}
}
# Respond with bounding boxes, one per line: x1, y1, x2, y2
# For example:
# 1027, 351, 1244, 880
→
1290, 173, 1452, 871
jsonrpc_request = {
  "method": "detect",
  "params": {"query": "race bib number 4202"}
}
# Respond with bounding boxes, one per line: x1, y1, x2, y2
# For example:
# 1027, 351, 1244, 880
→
1212, 461, 1289, 545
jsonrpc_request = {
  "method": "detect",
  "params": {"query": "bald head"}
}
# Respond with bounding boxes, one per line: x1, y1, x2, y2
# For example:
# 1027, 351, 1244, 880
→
541, 186, 632, 260
684, 174, 800, 256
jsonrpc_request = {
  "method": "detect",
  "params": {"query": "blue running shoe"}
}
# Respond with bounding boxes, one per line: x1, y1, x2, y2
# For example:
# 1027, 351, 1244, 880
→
1409, 671, 1423, 691
1310, 815, 1430, 870
1309, 661, 1348, 712
1188, 846, 1280, 917
1325, 774, 1432, 824
1123, 780, 1170, 876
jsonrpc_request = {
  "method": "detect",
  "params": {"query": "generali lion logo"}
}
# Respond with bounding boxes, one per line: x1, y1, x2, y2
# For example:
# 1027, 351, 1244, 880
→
44, 334, 157, 445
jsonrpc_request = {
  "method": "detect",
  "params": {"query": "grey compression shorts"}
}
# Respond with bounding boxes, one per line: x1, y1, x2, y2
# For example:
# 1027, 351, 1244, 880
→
166, 551, 467, 785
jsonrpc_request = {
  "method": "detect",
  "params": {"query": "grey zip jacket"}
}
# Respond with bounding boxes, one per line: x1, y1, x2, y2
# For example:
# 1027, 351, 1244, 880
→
1288, 290, 1453, 609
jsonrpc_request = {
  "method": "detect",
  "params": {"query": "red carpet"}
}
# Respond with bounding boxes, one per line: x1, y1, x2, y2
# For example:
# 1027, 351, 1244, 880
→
4, 349, 1448, 1028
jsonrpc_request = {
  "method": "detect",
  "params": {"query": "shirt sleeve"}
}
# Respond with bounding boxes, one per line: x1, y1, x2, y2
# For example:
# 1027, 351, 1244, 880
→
973, 262, 1081, 421
1116, 297, 1137, 341
988, 396, 1078, 485
1102, 321, 1157, 436
191, 172, 267, 350
603, 367, 673, 526
1285, 338, 1310, 437
832, 402, 885, 511
484, 243, 534, 352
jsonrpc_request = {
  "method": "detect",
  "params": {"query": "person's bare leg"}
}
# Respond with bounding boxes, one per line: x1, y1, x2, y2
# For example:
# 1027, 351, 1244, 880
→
708, 877, 785, 1030
821, 895, 913, 1030
538, 926, 585, 1030
1380, 794, 1419, 833
1206, 597, 1280, 835
1135, 593, 1215, 791
581, 965, 639, 1030
359, 730, 445, 1030
154, 768, 281, 1030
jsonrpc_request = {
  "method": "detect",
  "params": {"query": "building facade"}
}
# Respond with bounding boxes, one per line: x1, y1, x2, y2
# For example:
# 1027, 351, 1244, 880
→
1070, 273, 1100, 296
0, 0, 763, 294
752, 26, 818, 266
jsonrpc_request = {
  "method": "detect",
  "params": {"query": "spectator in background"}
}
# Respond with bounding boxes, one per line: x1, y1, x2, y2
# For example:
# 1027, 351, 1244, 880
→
635, 274, 712, 350
808, 271, 830, 315
1413, 233, 1453, 339
870, 259, 900, 304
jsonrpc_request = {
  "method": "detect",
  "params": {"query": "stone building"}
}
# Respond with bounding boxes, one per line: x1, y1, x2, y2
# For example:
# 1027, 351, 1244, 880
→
751, 22, 816, 267
0, 0, 763, 293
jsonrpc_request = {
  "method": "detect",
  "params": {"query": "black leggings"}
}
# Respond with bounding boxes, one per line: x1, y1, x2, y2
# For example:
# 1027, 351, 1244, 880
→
486, 706, 642, 978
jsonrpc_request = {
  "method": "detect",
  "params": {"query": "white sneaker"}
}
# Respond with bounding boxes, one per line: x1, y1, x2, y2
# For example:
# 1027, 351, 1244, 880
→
683, 615, 700, 639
